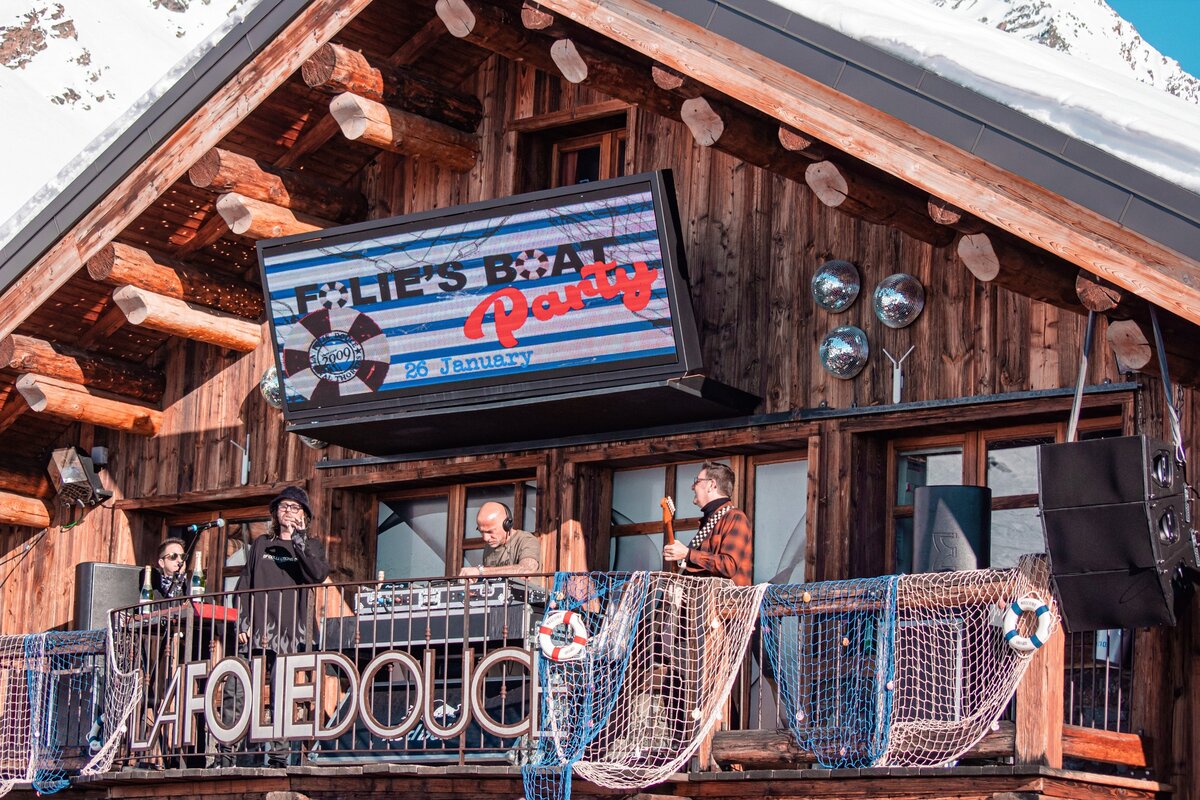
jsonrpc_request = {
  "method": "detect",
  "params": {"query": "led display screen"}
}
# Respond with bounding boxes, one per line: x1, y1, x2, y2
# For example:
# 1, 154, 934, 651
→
258, 171, 699, 419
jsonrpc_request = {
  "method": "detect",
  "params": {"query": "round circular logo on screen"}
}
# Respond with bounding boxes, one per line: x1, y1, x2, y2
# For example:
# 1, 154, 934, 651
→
309, 330, 365, 383
319, 281, 350, 309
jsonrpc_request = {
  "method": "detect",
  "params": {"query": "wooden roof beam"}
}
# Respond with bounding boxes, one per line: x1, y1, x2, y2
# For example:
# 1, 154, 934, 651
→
0, 395, 28, 436
805, 160, 954, 247
16, 373, 163, 436
328, 92, 479, 172
0, 334, 165, 403
87, 241, 263, 319
436, 0, 554, 67
927, 196, 986, 235
111, 286, 261, 353
0, 464, 51, 500
0, 490, 51, 528
301, 43, 484, 132
189, 147, 368, 223
539, 0, 1200, 326
215, 193, 329, 240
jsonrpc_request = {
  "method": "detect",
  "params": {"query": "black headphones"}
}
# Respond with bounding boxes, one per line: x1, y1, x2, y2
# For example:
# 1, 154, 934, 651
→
500, 503, 513, 533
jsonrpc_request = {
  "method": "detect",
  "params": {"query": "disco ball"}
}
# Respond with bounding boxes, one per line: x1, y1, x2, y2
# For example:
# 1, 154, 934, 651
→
259, 366, 284, 410
819, 325, 869, 379
811, 260, 861, 312
873, 273, 925, 329
299, 435, 328, 450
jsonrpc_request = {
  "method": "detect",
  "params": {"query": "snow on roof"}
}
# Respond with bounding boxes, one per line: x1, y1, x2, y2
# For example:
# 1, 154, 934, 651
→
768, 0, 1200, 195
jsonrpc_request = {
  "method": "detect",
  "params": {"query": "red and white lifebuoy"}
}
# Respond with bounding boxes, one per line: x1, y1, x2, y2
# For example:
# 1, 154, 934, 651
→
538, 609, 589, 662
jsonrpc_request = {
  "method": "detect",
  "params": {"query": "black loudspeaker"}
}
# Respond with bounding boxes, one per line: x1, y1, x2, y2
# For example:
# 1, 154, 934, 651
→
913, 485, 991, 572
1039, 435, 1196, 631
75, 562, 142, 630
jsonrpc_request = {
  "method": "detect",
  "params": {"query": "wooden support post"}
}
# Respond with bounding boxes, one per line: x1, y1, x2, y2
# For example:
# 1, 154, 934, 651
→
0, 465, 52, 499
329, 92, 479, 171
956, 231, 1081, 309
0, 490, 51, 528
805, 160, 955, 246
1014, 626, 1064, 767
215, 193, 328, 240
16, 374, 163, 436
0, 334, 165, 403
86, 241, 263, 319
112, 285, 261, 353
301, 43, 483, 132
189, 147, 367, 222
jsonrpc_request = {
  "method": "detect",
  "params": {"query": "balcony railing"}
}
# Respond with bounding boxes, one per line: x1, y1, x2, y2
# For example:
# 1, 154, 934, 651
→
0, 569, 1152, 793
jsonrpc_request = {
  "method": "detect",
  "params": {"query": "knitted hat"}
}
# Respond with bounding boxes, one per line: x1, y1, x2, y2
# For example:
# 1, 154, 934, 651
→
270, 486, 312, 519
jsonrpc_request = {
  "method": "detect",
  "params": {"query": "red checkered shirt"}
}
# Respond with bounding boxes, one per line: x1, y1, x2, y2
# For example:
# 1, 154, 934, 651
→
684, 502, 754, 586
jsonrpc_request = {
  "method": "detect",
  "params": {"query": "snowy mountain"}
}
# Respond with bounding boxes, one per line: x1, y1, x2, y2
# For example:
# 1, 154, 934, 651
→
928, 0, 1200, 105
0, 0, 260, 245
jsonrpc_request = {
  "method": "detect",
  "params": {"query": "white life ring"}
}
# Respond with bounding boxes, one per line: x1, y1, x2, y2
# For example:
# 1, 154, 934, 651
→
538, 609, 589, 662
1002, 596, 1053, 653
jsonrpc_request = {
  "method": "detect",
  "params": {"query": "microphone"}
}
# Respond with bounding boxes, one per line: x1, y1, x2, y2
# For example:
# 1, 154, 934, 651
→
184, 518, 225, 534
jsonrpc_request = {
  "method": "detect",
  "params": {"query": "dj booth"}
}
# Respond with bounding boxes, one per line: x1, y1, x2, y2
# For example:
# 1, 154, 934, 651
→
312, 578, 545, 764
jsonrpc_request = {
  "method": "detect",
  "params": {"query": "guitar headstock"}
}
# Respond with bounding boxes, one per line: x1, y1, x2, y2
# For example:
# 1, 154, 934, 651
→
661, 496, 675, 517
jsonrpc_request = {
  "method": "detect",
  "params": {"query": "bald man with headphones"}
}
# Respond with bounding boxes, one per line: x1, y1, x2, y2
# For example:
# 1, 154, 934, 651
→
460, 501, 541, 577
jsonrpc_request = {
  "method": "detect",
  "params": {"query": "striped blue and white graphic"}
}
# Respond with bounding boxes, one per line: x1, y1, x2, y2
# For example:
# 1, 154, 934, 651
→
264, 188, 679, 406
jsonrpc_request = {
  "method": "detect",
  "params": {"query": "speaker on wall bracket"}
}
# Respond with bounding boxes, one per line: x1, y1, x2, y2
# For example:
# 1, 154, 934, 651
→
1039, 435, 1197, 632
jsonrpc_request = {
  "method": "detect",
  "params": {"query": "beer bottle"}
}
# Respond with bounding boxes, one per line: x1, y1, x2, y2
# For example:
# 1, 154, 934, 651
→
190, 550, 206, 596
140, 566, 153, 605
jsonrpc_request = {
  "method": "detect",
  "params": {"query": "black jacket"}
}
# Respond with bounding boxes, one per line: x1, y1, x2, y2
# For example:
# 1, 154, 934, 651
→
235, 532, 330, 653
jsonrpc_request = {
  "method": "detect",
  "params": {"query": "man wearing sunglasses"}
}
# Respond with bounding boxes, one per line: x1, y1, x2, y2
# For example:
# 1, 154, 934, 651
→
662, 462, 753, 586
152, 538, 189, 599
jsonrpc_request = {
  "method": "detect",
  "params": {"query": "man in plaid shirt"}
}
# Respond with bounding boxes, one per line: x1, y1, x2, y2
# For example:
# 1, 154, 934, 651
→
663, 461, 753, 586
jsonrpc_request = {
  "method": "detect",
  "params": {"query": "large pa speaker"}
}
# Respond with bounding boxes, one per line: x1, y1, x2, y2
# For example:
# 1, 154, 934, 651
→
75, 562, 141, 630
913, 485, 991, 572
1039, 435, 1196, 631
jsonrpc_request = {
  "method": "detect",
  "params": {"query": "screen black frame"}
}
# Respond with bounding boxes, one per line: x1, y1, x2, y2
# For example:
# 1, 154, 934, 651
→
257, 170, 702, 423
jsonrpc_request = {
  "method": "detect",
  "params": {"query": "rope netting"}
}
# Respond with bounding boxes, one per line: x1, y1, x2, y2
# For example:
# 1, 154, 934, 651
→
523, 572, 766, 800
760, 576, 899, 768
761, 555, 1056, 770
0, 630, 126, 797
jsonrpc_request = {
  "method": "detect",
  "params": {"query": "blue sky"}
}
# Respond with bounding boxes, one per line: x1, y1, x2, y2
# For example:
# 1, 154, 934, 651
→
1107, 0, 1200, 76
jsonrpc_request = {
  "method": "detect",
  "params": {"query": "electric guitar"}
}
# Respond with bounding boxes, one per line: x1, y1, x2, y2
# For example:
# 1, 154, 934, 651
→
661, 496, 681, 571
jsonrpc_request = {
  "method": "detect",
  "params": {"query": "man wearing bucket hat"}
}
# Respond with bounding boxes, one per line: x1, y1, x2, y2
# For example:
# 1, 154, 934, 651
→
224, 486, 330, 767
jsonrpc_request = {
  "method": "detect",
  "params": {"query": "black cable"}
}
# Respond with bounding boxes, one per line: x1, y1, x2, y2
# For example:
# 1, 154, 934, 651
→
0, 528, 49, 590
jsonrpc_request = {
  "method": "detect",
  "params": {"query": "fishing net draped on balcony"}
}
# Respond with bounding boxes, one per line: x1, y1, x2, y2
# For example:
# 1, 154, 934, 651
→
523, 558, 1054, 800
0, 627, 138, 797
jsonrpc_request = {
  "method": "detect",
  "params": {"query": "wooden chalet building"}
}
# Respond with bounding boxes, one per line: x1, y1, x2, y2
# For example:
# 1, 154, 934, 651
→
0, 0, 1197, 798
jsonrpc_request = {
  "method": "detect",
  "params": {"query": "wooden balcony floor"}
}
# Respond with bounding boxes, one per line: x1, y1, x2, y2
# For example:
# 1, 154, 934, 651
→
11, 763, 1166, 800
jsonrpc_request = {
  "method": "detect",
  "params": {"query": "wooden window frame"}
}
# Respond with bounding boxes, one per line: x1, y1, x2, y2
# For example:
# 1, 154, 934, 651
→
886, 415, 1124, 571
373, 476, 537, 578
550, 128, 627, 188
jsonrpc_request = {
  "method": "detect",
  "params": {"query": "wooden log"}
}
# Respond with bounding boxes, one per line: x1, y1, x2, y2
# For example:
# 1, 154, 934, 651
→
215, 193, 328, 240
435, 0, 546, 63
171, 211, 229, 258
0, 464, 51, 499
1076, 271, 1123, 313
927, 196, 986, 234
1106, 319, 1154, 372
86, 241, 263, 319
274, 113, 341, 170
805, 160, 955, 246
111, 286, 261, 353
328, 92, 479, 171
16, 374, 163, 436
300, 43, 483, 132
651, 64, 686, 92
955, 232, 1081, 309
0, 334, 164, 403
0, 395, 28, 435
189, 147, 367, 222
550, 37, 681, 115
0, 490, 51, 528
777, 125, 834, 162
711, 722, 1015, 768
520, 1, 556, 31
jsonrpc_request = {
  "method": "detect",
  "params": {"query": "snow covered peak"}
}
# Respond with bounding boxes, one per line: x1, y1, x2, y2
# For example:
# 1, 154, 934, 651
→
928, 0, 1200, 104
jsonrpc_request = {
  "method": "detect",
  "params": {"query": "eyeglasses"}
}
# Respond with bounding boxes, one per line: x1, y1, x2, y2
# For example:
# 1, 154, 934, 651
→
162, 553, 185, 562
692, 475, 713, 487
276, 502, 305, 513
